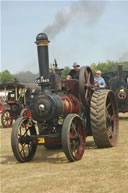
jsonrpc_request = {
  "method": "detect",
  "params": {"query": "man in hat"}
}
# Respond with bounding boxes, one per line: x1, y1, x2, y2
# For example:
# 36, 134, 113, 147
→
94, 70, 106, 88
67, 62, 80, 79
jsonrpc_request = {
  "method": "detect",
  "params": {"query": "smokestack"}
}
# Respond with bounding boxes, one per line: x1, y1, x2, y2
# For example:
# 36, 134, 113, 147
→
35, 33, 50, 83
117, 64, 123, 80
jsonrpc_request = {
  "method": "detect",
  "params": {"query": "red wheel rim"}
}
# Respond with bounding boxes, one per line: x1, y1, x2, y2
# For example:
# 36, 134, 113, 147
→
20, 109, 32, 119
69, 118, 85, 160
117, 90, 127, 100
106, 93, 119, 145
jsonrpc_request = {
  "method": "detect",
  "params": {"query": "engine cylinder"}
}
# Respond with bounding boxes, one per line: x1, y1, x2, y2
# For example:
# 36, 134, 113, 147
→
60, 95, 80, 114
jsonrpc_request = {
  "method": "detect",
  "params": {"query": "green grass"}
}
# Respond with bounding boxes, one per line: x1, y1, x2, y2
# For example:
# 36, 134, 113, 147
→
0, 114, 128, 193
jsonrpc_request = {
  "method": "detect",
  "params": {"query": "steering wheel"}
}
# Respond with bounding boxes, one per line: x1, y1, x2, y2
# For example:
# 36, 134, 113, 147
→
94, 80, 100, 88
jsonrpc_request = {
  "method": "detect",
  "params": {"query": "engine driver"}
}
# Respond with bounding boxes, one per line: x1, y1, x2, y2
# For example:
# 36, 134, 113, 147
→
67, 62, 80, 80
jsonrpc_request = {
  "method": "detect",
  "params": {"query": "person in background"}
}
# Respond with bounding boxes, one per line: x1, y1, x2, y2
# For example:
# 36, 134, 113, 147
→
67, 62, 80, 79
94, 70, 106, 88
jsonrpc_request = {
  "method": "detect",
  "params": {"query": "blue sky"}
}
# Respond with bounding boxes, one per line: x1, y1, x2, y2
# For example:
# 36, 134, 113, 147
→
1, 0, 128, 74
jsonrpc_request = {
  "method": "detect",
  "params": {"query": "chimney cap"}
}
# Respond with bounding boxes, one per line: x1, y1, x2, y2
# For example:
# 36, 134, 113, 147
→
36, 33, 48, 41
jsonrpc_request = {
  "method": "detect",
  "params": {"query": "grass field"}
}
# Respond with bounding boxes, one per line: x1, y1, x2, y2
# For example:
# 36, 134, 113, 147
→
0, 113, 128, 193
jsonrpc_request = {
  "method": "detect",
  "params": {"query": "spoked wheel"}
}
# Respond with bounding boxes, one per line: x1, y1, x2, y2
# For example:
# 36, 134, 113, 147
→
62, 114, 85, 162
1, 109, 13, 128
11, 117, 37, 162
90, 90, 119, 147
0, 103, 4, 114
79, 66, 95, 106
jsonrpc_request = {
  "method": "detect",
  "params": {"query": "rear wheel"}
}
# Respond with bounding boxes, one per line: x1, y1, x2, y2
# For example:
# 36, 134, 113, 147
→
90, 90, 119, 147
11, 117, 37, 162
62, 114, 85, 162
1, 109, 13, 128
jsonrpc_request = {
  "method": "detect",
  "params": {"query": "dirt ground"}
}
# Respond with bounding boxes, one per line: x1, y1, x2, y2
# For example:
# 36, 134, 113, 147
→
0, 113, 128, 193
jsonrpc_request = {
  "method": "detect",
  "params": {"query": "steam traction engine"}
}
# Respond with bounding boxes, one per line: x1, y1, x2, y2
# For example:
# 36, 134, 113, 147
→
102, 64, 128, 113
0, 83, 27, 128
11, 33, 119, 162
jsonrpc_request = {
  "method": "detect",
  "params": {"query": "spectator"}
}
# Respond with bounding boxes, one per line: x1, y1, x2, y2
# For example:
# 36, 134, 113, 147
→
94, 70, 106, 88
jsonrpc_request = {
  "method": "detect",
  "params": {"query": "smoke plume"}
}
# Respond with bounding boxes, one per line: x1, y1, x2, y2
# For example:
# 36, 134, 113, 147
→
119, 51, 128, 62
43, 0, 106, 40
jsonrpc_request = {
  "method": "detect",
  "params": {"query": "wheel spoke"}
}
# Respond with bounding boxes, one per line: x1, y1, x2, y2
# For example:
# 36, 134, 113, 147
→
111, 114, 114, 121
28, 144, 31, 154
20, 143, 25, 153
107, 127, 113, 139
85, 88, 88, 99
87, 72, 91, 83
6, 121, 9, 127
71, 123, 77, 135
106, 102, 111, 111
71, 142, 77, 154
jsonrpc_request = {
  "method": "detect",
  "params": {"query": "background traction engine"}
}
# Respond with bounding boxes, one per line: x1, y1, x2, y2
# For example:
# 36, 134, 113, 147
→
0, 83, 26, 128
102, 64, 128, 113
11, 33, 119, 163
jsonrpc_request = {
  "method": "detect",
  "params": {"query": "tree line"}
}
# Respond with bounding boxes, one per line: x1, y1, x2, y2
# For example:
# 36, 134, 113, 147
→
61, 61, 128, 79
0, 70, 39, 84
0, 61, 128, 83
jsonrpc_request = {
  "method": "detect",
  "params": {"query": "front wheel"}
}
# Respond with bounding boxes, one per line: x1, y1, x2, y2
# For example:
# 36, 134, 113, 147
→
11, 117, 37, 162
62, 114, 85, 162
1, 109, 13, 128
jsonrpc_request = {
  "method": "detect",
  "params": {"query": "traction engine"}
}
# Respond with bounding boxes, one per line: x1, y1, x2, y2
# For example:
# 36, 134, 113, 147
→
102, 64, 128, 113
11, 33, 119, 162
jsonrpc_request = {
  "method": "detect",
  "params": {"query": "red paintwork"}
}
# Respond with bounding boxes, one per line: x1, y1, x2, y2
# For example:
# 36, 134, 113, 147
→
60, 95, 80, 114
21, 109, 32, 119
0, 103, 4, 114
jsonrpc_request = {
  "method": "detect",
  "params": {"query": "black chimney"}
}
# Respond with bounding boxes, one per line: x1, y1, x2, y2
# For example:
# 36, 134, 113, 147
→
35, 33, 50, 85
117, 64, 123, 80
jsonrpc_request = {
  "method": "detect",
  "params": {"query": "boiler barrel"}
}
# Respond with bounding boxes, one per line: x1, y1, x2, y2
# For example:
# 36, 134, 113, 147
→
30, 93, 81, 122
